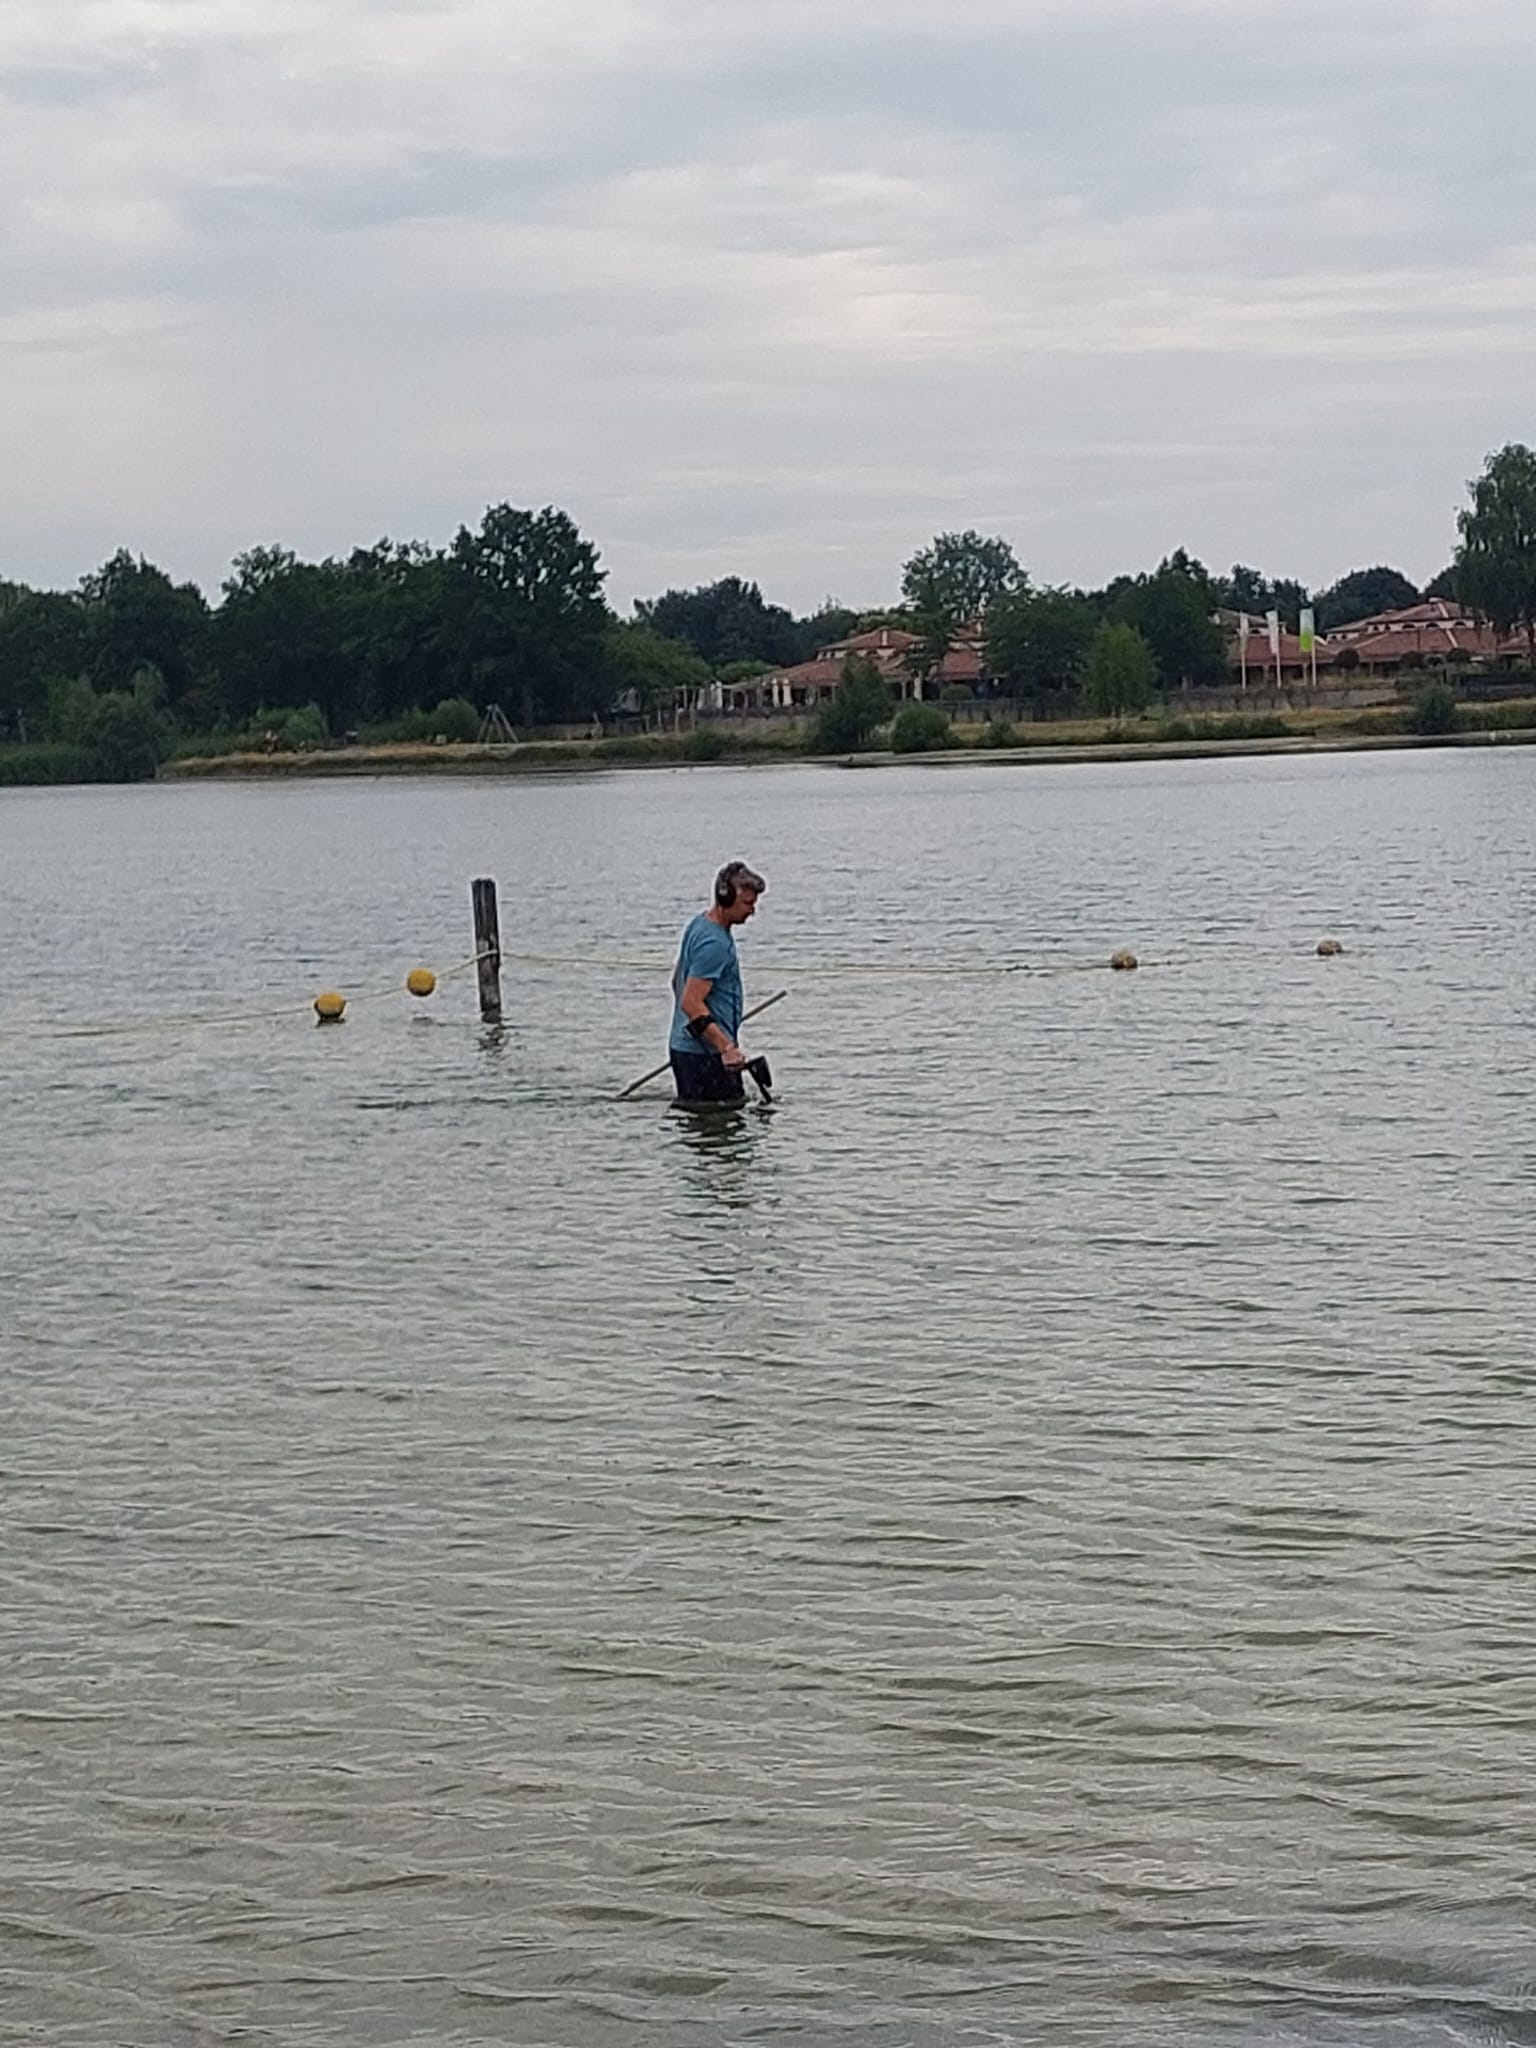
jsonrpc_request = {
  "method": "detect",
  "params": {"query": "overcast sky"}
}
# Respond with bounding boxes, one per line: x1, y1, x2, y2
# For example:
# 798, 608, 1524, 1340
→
2, 0, 1532, 612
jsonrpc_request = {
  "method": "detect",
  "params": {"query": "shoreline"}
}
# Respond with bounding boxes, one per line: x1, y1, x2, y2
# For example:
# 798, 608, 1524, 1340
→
158, 724, 1536, 781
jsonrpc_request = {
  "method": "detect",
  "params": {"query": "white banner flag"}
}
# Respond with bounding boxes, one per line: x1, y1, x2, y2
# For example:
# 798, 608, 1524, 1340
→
1237, 611, 1251, 645
1265, 609, 1281, 656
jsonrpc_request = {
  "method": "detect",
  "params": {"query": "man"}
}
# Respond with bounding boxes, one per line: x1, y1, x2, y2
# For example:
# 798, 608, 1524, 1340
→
668, 861, 766, 1103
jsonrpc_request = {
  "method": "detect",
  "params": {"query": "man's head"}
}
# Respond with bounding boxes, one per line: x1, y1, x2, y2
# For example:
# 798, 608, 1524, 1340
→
713, 860, 765, 925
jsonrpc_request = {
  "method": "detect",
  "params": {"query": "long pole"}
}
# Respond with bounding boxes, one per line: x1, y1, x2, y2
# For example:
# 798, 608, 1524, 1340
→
617, 988, 788, 1100
471, 877, 502, 1022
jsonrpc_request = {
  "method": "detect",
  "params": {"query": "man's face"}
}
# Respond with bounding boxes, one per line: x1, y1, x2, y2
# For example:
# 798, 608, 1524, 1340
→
729, 886, 760, 925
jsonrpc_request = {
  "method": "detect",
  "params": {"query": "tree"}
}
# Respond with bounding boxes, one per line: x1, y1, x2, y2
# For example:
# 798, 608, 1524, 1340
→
339, 540, 454, 724
0, 591, 90, 737
901, 573, 962, 700
792, 600, 861, 662
1159, 547, 1216, 598
1217, 564, 1270, 613
1264, 577, 1310, 624
901, 531, 1023, 623
1455, 444, 1536, 658
806, 655, 892, 752
600, 621, 710, 722
1112, 558, 1225, 687
78, 550, 210, 706
447, 504, 608, 726
1212, 564, 1311, 621
985, 586, 1098, 711
1313, 565, 1419, 631
902, 567, 958, 693
1083, 622, 1156, 722
212, 546, 360, 726
901, 531, 1023, 692
1424, 563, 1460, 601
635, 578, 800, 668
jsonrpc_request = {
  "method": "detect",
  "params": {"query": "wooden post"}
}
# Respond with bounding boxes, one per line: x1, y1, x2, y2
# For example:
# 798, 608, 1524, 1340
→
471, 877, 503, 1021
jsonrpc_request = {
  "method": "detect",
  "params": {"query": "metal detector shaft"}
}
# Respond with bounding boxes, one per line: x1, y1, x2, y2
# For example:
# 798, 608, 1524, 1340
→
617, 988, 788, 1100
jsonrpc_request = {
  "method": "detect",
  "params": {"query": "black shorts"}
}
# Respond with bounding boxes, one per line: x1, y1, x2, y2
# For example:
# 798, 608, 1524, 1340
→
669, 1049, 745, 1104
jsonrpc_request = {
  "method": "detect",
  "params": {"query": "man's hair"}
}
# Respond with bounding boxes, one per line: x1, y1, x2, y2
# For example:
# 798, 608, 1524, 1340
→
714, 861, 766, 907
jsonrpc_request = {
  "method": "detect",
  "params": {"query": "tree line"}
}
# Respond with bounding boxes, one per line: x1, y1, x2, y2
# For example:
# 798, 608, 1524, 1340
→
3, 443, 1534, 779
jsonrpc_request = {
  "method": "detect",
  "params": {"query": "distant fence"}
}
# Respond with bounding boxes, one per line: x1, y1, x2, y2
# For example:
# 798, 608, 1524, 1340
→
685, 669, 1536, 735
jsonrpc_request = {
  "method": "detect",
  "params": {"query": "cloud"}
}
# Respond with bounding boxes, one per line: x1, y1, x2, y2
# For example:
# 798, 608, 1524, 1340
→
1, 0, 1533, 605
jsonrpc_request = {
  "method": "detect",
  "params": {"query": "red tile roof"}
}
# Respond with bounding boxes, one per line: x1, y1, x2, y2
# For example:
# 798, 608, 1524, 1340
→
1346, 623, 1503, 662
1331, 598, 1474, 641
753, 658, 843, 687
937, 645, 983, 681
832, 626, 921, 654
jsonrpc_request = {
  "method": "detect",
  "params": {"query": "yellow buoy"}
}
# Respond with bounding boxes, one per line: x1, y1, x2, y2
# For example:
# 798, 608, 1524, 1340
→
406, 967, 437, 998
1316, 937, 1344, 957
1109, 949, 1139, 971
314, 990, 347, 1021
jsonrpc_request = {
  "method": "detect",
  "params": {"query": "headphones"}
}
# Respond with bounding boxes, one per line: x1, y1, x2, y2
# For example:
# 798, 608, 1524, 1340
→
715, 862, 746, 908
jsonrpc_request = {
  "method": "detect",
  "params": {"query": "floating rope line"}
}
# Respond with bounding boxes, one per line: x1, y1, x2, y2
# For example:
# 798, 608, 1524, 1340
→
4, 948, 493, 1043
492, 949, 1158, 981
0, 942, 1181, 1047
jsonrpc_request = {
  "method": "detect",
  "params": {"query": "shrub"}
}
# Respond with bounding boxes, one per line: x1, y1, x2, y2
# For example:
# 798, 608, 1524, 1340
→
0, 744, 98, 786
420, 696, 479, 743
83, 692, 172, 780
1083, 621, 1156, 720
0, 692, 170, 784
1203, 713, 1291, 741
43, 674, 98, 744
806, 657, 893, 753
939, 683, 975, 702
680, 726, 724, 761
978, 717, 1018, 748
1407, 679, 1458, 735
1458, 698, 1536, 731
280, 703, 329, 750
246, 702, 330, 751
891, 703, 954, 753
172, 723, 246, 760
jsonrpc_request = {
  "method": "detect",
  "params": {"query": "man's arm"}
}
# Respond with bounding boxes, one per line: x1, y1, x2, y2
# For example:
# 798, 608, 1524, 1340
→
680, 976, 746, 1067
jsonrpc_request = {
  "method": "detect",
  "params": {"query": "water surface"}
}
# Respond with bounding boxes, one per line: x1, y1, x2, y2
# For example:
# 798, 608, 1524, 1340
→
3, 752, 1534, 2046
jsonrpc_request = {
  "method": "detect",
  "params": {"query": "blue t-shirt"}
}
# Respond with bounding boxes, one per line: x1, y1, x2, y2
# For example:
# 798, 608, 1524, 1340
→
669, 914, 743, 1054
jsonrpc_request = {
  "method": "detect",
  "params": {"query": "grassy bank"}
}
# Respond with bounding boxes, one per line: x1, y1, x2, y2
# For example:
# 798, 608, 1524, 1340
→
162, 729, 810, 778
153, 699, 1536, 781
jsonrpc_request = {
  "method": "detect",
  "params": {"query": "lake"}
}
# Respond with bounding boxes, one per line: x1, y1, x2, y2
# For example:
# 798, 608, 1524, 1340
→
3, 751, 1534, 2047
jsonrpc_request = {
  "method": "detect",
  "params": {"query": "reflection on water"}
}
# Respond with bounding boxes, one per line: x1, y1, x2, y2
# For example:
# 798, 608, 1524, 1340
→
3, 754, 1536, 2048
669, 1098, 776, 1207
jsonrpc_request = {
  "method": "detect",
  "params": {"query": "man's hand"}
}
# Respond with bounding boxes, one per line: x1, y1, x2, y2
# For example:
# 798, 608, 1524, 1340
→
720, 1043, 747, 1070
